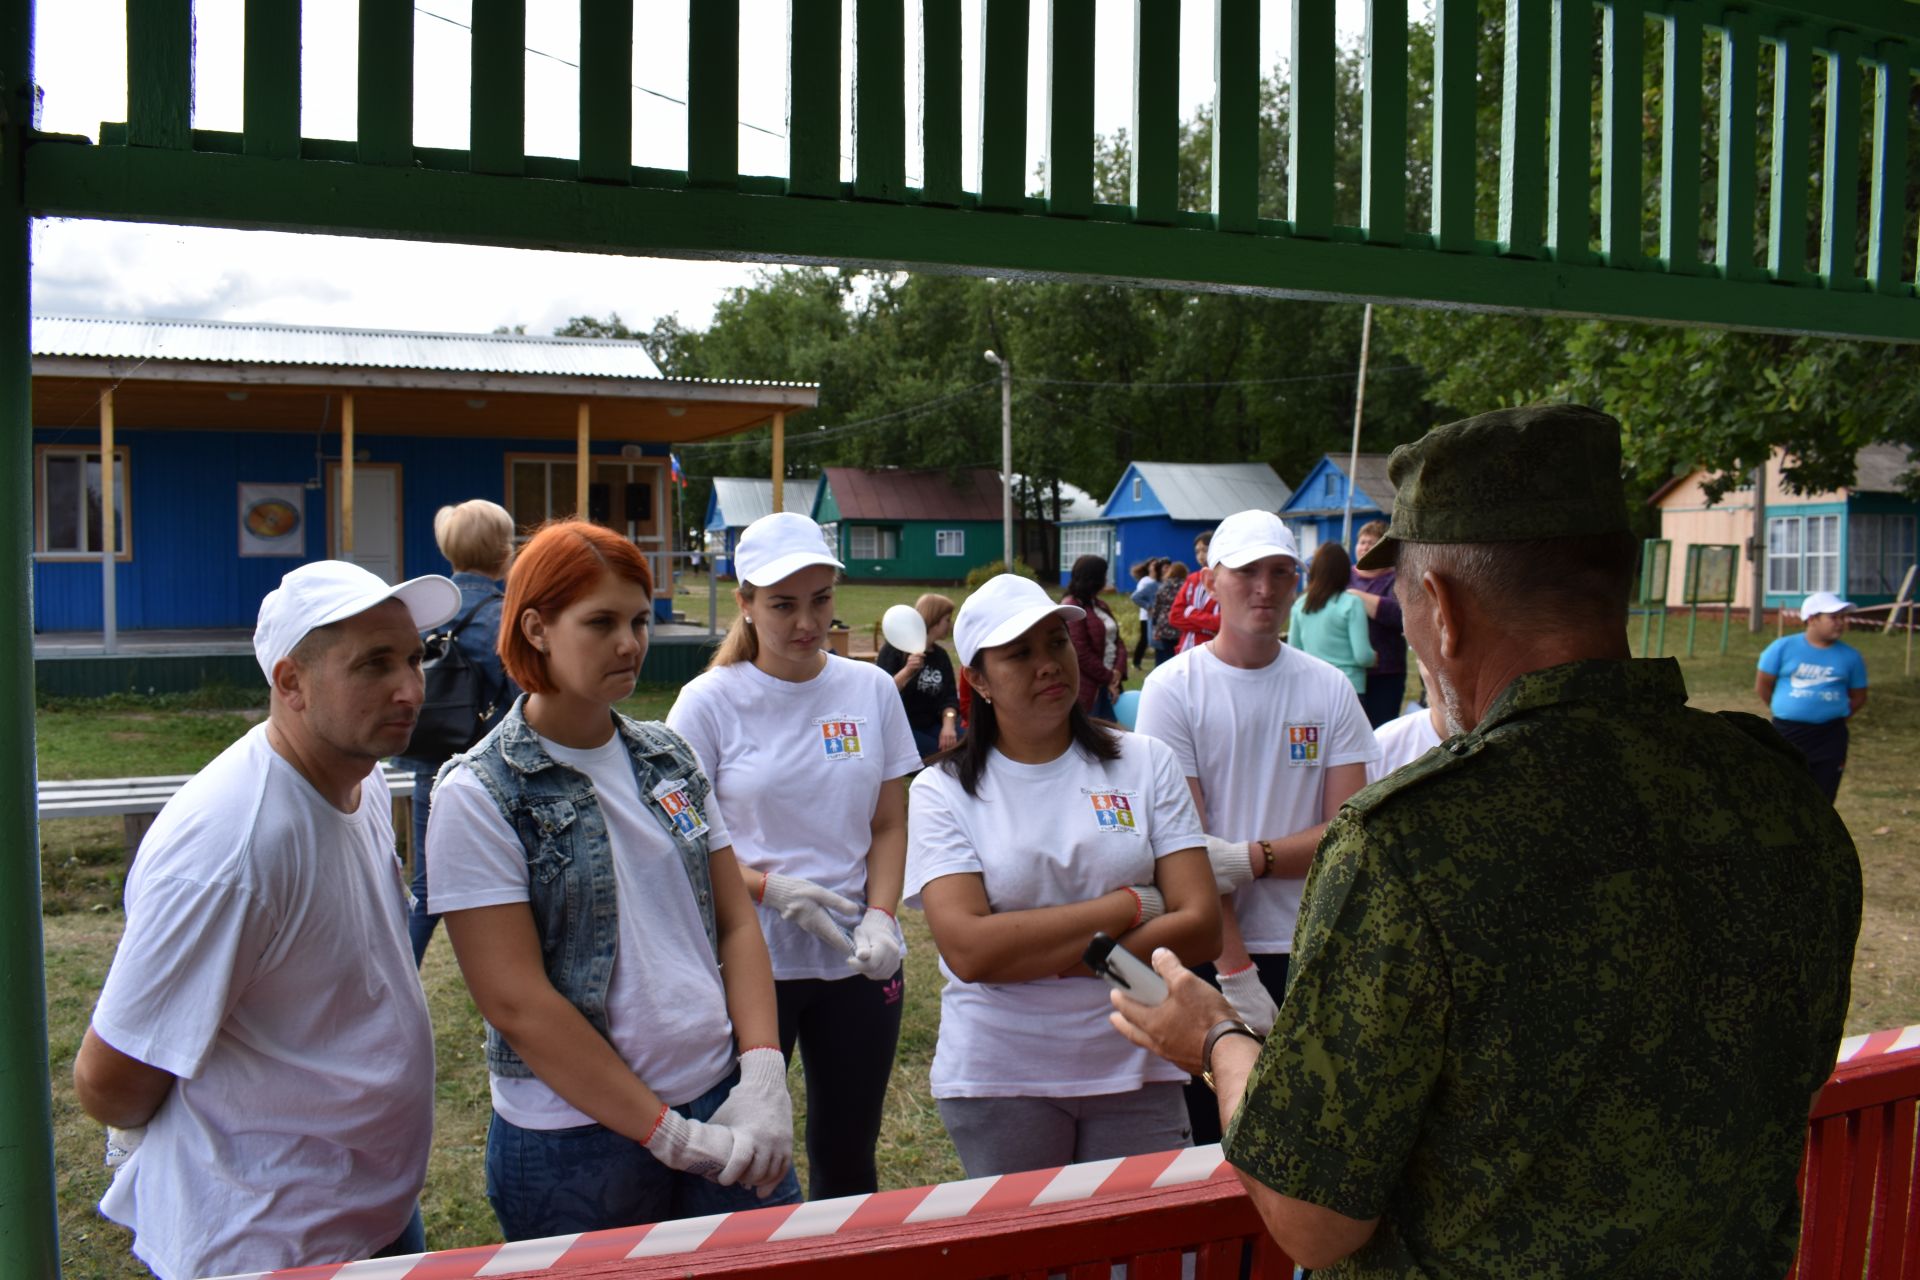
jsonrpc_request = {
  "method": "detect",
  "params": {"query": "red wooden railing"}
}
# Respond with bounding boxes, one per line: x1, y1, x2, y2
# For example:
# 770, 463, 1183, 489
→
1791, 1035, 1920, 1280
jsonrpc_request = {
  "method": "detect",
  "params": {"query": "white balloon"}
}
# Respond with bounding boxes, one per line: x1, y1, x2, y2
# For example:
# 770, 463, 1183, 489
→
881, 604, 928, 653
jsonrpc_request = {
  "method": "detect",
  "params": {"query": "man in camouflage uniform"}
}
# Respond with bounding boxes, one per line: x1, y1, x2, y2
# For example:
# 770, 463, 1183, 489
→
1111, 405, 1862, 1277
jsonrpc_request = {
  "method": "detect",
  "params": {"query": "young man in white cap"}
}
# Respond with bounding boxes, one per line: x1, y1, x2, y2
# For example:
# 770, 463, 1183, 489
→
1134, 510, 1377, 1144
1757, 590, 1869, 803
73, 560, 461, 1280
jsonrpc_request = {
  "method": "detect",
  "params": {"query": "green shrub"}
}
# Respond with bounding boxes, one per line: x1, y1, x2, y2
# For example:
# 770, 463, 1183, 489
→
963, 559, 1038, 589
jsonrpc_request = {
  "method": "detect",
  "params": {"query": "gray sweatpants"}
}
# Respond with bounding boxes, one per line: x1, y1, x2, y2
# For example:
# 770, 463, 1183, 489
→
937, 1082, 1192, 1178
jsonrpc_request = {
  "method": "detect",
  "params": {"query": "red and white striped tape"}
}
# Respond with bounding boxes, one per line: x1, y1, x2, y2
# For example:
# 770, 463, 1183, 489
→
206, 1023, 1920, 1280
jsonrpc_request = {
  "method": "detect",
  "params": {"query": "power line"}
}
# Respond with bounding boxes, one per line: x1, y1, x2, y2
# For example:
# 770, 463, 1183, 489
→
1017, 364, 1422, 390
675, 379, 998, 451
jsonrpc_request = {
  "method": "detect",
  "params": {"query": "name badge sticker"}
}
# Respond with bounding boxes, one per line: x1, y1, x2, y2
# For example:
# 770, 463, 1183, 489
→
651, 779, 710, 839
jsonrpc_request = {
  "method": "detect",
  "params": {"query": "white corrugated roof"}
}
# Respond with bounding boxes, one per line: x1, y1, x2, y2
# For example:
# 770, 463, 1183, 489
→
31, 314, 817, 389
1125, 461, 1293, 522
709, 477, 821, 527
1022, 477, 1103, 522
1853, 444, 1915, 493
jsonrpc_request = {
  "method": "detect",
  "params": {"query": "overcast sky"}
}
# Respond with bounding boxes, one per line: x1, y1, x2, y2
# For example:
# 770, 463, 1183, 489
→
32, 1, 1371, 338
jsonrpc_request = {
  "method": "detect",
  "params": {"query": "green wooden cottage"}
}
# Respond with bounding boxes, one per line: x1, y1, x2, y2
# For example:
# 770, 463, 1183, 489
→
813, 466, 1007, 582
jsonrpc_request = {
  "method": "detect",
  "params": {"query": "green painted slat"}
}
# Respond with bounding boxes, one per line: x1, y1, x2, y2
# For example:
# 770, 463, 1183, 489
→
1868, 43, 1910, 292
357, 0, 413, 166
1132, 0, 1180, 224
1548, 0, 1592, 263
243, 0, 300, 160
1716, 12, 1760, 280
1362, 0, 1407, 243
855, 0, 906, 201
1431, 0, 1477, 250
1660, 3, 1702, 273
920, 0, 963, 205
688, 0, 739, 188
1499, 0, 1549, 256
1768, 25, 1811, 282
788, 0, 841, 198
1600, 0, 1643, 267
1212, 0, 1258, 232
127, 0, 192, 149
1820, 33, 1863, 289
1046, 0, 1095, 217
470, 0, 525, 176
579, 0, 633, 184
978, 0, 1030, 210
1289, 0, 1336, 237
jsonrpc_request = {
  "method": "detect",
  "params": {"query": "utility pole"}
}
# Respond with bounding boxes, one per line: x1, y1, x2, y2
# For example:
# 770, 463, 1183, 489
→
1341, 304, 1374, 548
1749, 458, 1767, 632
985, 349, 1013, 569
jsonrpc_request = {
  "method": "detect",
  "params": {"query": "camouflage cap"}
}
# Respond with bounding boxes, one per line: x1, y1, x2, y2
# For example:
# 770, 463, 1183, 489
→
1354, 404, 1629, 570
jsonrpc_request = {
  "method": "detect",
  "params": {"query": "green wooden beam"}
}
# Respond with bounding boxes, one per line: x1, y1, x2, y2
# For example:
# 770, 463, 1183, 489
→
357, 0, 413, 166
1431, 0, 1477, 250
1290, 0, 1336, 237
1768, 24, 1811, 283
688, 0, 739, 188
1212, 0, 1259, 233
1131, 0, 1179, 224
1716, 11, 1761, 280
1600, 0, 1643, 267
470, 0, 525, 175
920, 0, 963, 205
28, 140, 1920, 342
979, 0, 1030, 210
1660, 3, 1703, 273
1362, 0, 1407, 243
1548, 0, 1593, 262
1500, 0, 1548, 256
1820, 33, 1864, 289
579, 0, 633, 184
1046, 0, 1095, 218
788, 0, 841, 198
1868, 42, 1910, 292
243, 0, 300, 160
855, 0, 906, 201
128, 0, 191, 150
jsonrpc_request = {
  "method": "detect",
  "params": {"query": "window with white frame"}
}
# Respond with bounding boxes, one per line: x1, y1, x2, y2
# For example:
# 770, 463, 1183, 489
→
1131, 477, 1142, 502
1765, 517, 1802, 595
1805, 514, 1840, 593
1059, 523, 1112, 568
36, 446, 130, 558
1767, 514, 1841, 596
1849, 513, 1918, 595
849, 525, 898, 559
935, 529, 965, 557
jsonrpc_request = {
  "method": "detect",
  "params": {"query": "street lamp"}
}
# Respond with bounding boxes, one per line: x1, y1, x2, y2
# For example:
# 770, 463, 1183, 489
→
984, 349, 1012, 571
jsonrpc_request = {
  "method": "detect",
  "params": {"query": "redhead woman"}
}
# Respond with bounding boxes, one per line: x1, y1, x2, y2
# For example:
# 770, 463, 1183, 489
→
906, 575, 1220, 1177
426, 519, 798, 1238
667, 513, 919, 1199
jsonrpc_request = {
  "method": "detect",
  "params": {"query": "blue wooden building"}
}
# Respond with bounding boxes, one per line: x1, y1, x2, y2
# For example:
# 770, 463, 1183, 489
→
703, 476, 821, 578
30, 315, 817, 638
1278, 453, 1398, 559
1092, 461, 1293, 578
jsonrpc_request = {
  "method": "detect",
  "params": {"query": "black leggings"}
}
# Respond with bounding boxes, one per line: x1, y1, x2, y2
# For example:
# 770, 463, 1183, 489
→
1182, 952, 1291, 1146
776, 969, 904, 1199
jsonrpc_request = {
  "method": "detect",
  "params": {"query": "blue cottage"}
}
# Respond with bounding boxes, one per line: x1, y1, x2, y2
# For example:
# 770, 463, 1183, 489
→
1089, 461, 1293, 583
1278, 453, 1398, 559
703, 476, 822, 578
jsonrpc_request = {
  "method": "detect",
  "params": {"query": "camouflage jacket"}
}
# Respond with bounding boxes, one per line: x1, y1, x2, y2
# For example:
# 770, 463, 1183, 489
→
1222, 658, 1861, 1278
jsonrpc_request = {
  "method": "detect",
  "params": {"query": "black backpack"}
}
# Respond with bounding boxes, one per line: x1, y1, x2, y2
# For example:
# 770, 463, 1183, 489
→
405, 592, 505, 765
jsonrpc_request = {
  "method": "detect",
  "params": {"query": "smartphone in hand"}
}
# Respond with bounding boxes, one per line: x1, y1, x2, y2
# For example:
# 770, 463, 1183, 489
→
1083, 932, 1168, 1005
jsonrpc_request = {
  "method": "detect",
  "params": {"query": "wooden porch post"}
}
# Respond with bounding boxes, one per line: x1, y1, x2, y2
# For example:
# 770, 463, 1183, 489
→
101, 386, 118, 653
576, 402, 591, 518
771, 410, 785, 512
341, 393, 356, 559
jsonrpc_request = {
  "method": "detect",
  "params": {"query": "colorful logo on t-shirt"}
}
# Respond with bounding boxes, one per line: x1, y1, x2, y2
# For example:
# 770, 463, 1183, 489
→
1286, 723, 1323, 766
1090, 792, 1137, 830
656, 787, 705, 837
820, 719, 864, 760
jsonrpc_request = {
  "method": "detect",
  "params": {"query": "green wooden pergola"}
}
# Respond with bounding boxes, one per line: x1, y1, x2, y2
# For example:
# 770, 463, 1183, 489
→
5, 0, 1919, 1272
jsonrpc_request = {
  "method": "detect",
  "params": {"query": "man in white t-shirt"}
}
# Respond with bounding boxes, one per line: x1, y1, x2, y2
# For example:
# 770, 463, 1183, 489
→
1134, 510, 1377, 1144
1367, 660, 1446, 783
73, 560, 461, 1280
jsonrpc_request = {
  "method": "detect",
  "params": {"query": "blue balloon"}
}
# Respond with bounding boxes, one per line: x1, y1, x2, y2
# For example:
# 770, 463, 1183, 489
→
1112, 688, 1142, 730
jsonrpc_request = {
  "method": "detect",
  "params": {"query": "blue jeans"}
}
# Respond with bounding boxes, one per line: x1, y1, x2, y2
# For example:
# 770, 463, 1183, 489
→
485, 1066, 803, 1239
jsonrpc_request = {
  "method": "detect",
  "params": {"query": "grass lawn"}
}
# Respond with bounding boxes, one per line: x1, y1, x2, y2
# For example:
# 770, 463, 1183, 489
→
33, 602, 1920, 1276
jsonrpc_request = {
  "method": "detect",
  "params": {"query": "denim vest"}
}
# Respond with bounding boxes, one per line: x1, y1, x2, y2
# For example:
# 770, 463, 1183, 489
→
447, 695, 719, 1079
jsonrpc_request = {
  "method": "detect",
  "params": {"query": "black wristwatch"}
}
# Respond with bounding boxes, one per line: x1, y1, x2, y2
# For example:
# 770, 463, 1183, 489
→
1201, 1018, 1265, 1093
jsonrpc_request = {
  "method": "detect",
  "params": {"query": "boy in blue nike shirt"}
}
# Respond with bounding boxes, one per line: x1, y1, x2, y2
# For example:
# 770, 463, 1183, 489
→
1757, 591, 1869, 803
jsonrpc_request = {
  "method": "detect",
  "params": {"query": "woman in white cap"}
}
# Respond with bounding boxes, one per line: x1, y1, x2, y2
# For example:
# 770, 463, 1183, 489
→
667, 512, 920, 1199
905, 574, 1219, 1177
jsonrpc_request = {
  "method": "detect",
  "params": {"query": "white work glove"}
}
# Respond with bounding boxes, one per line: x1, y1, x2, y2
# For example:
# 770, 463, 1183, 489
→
705, 1047, 795, 1195
759, 873, 858, 954
104, 1125, 145, 1169
846, 907, 904, 980
1217, 963, 1280, 1036
1205, 835, 1256, 895
642, 1107, 738, 1183
1126, 884, 1165, 929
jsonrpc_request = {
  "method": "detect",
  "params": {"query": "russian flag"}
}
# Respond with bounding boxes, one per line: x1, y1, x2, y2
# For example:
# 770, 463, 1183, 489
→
670, 453, 687, 489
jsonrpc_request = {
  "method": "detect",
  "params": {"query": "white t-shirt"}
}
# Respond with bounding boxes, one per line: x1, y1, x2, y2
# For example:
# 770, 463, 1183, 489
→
1368, 705, 1444, 782
669, 655, 920, 980
1134, 642, 1378, 953
426, 730, 737, 1122
904, 734, 1202, 1099
91, 724, 434, 1280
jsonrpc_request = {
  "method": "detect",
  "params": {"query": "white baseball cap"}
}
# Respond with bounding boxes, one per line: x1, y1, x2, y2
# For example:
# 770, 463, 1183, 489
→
954, 574, 1084, 667
254, 560, 462, 681
1801, 591, 1856, 619
1209, 509, 1300, 569
734, 512, 845, 587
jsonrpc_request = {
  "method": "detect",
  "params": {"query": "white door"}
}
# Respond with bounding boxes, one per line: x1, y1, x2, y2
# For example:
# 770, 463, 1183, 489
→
330, 464, 402, 584
1290, 519, 1319, 562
